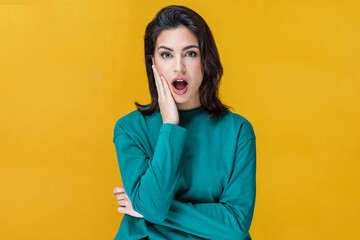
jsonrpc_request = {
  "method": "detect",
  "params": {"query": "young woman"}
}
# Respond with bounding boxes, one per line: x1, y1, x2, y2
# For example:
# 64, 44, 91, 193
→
112, 5, 256, 240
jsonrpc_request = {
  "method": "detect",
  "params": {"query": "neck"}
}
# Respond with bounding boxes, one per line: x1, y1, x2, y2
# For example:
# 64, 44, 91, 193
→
176, 98, 201, 111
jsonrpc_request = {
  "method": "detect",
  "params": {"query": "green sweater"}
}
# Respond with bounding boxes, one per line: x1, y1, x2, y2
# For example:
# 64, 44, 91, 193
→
113, 105, 256, 240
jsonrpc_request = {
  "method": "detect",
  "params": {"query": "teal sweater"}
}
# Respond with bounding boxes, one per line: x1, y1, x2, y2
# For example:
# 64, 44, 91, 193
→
113, 105, 256, 240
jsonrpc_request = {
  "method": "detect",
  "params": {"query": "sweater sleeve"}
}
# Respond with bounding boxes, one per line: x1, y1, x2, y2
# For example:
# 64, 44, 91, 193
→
113, 122, 188, 223
155, 137, 256, 240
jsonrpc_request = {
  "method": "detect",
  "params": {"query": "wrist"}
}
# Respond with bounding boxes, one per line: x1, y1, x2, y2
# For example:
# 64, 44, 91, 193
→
163, 121, 179, 126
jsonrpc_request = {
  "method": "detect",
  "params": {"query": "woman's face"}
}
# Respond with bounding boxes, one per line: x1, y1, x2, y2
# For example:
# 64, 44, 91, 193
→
151, 25, 203, 111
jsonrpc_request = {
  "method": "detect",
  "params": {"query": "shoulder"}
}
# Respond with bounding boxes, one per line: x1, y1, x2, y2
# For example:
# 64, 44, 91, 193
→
115, 108, 143, 127
223, 109, 256, 141
113, 108, 150, 141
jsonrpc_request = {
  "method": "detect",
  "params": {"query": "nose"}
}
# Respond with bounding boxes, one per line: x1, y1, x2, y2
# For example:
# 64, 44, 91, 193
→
174, 55, 186, 74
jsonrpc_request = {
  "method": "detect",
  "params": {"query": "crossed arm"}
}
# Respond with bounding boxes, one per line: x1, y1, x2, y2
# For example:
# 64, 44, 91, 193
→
113, 121, 256, 239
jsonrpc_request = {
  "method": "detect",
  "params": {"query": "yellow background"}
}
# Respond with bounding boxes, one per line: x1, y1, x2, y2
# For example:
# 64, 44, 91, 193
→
1, 0, 359, 239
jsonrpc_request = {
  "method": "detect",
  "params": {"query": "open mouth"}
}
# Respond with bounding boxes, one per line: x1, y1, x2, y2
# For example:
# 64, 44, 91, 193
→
171, 78, 189, 95
172, 79, 188, 90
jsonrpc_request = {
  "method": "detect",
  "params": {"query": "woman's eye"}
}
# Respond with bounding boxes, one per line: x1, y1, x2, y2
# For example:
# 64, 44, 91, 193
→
161, 52, 171, 58
186, 51, 197, 57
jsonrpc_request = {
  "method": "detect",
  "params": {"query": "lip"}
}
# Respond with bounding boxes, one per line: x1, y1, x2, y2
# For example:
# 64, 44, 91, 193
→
171, 77, 189, 95
172, 83, 189, 95
171, 77, 188, 85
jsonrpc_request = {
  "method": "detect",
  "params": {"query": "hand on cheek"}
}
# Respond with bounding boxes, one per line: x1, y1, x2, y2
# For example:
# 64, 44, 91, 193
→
152, 64, 179, 125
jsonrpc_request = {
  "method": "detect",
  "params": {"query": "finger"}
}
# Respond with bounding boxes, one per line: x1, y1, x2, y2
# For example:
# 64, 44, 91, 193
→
116, 193, 125, 200
113, 186, 124, 195
159, 75, 167, 97
154, 65, 165, 99
118, 207, 128, 215
117, 200, 127, 207
153, 65, 165, 100
152, 65, 161, 99
113, 186, 125, 195
161, 75, 172, 98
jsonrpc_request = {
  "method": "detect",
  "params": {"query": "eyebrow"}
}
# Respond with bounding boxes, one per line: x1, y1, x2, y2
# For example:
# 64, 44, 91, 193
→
157, 45, 199, 52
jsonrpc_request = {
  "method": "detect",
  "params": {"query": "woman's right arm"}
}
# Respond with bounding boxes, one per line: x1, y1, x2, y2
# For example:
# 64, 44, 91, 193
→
113, 121, 187, 223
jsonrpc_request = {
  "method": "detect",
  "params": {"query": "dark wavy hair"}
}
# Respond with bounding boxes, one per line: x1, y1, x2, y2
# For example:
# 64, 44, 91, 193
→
135, 5, 231, 119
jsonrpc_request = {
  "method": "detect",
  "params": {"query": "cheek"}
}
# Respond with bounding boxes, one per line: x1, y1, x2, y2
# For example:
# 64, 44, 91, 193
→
155, 66, 172, 84
190, 61, 203, 86
154, 58, 170, 74
153, 63, 166, 77
192, 60, 202, 73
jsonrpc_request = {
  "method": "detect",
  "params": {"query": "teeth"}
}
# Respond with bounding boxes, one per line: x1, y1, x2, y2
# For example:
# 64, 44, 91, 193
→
174, 80, 186, 82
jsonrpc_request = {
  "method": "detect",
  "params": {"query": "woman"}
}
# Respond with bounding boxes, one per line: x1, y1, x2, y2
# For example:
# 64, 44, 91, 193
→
112, 5, 256, 240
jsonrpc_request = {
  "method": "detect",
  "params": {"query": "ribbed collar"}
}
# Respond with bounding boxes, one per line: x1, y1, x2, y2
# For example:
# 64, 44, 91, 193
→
178, 105, 207, 119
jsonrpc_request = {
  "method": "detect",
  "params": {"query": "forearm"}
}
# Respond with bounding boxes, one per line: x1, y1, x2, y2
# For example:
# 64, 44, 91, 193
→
154, 199, 255, 240
114, 123, 188, 223
155, 138, 257, 239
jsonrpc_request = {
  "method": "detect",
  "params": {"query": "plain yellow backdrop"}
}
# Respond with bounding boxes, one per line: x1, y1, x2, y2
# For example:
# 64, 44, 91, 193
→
1, 0, 359, 239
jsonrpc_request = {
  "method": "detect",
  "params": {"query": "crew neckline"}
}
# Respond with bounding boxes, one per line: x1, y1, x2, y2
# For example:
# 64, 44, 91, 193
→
178, 105, 207, 119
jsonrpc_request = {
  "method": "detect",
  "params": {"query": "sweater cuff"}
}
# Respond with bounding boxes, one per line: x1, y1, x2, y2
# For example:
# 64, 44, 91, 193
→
160, 123, 187, 135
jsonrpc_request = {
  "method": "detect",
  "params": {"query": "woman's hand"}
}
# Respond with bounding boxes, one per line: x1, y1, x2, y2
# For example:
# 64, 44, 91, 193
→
152, 64, 179, 125
113, 186, 144, 218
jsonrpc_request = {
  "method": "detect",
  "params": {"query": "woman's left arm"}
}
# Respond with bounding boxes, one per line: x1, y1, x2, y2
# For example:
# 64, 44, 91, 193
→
154, 137, 256, 240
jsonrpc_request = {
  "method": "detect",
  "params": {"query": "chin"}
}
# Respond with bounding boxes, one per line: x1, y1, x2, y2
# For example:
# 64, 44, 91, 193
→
174, 97, 187, 103
171, 88, 191, 103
